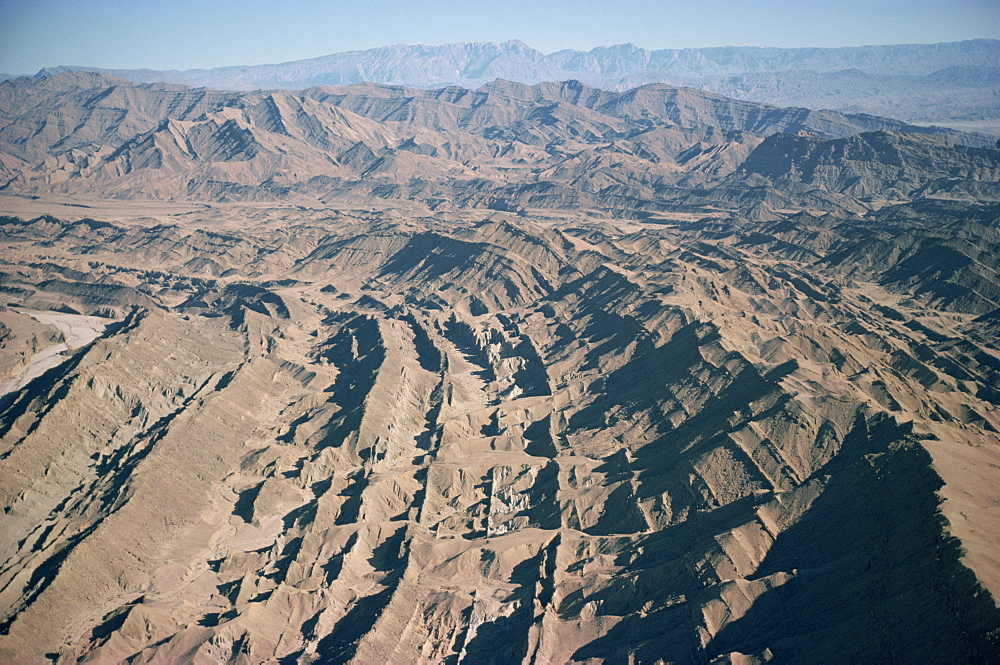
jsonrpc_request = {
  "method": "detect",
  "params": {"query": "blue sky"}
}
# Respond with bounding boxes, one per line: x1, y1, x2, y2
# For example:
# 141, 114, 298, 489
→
1, 0, 997, 74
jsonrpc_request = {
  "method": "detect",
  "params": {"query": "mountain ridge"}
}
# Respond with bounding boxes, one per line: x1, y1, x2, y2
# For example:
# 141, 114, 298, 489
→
34, 39, 1000, 86
24, 39, 1000, 129
1, 38, 1000, 664
2, 73, 996, 220
0, 199, 998, 662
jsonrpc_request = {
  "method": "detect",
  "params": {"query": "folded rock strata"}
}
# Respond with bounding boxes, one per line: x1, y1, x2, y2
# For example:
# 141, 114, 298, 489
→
0, 208, 997, 663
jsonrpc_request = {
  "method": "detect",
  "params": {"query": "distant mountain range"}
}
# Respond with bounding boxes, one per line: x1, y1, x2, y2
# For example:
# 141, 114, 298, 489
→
2, 72, 996, 219
27, 39, 1000, 128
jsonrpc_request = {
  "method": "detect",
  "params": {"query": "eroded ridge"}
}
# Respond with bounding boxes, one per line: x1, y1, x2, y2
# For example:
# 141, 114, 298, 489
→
0, 209, 998, 664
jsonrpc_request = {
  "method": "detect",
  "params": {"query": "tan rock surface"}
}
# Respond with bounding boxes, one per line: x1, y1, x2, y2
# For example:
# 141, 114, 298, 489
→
1, 206, 998, 663
1, 63, 998, 665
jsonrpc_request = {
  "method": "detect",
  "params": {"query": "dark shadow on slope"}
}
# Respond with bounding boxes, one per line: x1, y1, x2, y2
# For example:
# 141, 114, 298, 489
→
461, 536, 559, 663
213, 283, 290, 329
568, 417, 899, 662
400, 312, 442, 373
232, 482, 264, 523
523, 415, 557, 457
267, 536, 304, 585
313, 314, 386, 451
333, 470, 367, 526
509, 336, 551, 397
0, 348, 89, 452
0, 524, 99, 635
441, 317, 497, 383
89, 600, 140, 644
545, 266, 645, 374
314, 527, 409, 664
0, 308, 146, 448
705, 417, 1000, 664
512, 460, 562, 531
378, 233, 485, 281
568, 413, 1000, 663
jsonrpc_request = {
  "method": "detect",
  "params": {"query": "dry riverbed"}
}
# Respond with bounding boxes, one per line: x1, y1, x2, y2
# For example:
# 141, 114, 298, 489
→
0, 309, 111, 399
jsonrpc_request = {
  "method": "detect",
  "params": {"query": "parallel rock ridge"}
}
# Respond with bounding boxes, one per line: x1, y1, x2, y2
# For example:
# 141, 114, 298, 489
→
0, 203, 998, 663
0, 57, 999, 665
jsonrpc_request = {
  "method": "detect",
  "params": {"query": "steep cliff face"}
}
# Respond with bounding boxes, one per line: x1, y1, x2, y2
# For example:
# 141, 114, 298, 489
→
1, 209, 997, 664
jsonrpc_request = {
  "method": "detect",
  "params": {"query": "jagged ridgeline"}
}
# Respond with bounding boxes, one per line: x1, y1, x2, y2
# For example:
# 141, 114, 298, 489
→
1, 72, 997, 220
1, 205, 999, 663
28, 39, 1000, 126
0, 68, 999, 664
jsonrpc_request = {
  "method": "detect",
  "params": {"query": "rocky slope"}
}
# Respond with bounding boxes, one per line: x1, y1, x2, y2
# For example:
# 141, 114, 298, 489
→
0, 202, 998, 663
1, 60, 999, 664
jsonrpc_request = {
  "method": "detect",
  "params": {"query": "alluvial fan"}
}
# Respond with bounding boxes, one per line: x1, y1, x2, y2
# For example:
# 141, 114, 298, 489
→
1, 206, 998, 664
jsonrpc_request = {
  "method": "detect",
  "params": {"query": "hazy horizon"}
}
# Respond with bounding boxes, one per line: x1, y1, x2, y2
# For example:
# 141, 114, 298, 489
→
2, 0, 998, 75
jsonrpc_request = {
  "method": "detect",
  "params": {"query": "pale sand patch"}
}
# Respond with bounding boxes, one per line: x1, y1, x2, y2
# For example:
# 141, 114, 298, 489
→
0, 310, 111, 399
